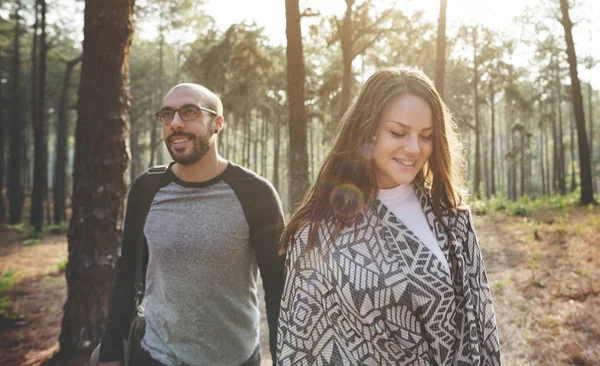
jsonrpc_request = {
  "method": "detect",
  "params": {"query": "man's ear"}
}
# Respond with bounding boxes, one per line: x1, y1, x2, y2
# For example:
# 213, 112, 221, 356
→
212, 115, 224, 134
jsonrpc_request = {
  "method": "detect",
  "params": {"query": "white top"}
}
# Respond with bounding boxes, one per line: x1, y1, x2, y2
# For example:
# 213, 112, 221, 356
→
377, 184, 450, 274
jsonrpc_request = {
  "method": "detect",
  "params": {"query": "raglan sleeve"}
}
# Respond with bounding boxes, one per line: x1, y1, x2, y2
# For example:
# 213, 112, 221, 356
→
462, 209, 502, 365
98, 174, 145, 362
248, 179, 286, 364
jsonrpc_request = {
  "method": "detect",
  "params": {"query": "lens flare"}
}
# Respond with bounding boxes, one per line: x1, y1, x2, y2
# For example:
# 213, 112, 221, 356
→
329, 183, 365, 217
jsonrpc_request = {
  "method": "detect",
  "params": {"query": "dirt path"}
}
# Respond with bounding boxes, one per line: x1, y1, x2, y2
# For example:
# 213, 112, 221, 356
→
475, 209, 600, 366
0, 231, 66, 366
1, 206, 599, 365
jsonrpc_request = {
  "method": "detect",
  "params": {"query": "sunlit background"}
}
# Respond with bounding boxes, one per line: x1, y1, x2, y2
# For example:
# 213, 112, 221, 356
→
1, 1, 600, 366
201, 0, 600, 87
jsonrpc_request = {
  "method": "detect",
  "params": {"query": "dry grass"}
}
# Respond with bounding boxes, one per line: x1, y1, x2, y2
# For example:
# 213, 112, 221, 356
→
0, 204, 598, 365
477, 205, 600, 366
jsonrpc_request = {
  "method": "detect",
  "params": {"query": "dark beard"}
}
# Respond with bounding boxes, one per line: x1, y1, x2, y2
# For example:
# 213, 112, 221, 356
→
165, 131, 212, 166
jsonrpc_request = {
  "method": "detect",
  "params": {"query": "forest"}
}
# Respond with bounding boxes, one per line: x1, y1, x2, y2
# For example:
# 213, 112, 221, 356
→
0, 0, 599, 365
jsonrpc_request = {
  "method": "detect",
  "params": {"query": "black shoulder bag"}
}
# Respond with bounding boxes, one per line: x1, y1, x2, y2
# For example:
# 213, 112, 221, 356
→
125, 165, 168, 364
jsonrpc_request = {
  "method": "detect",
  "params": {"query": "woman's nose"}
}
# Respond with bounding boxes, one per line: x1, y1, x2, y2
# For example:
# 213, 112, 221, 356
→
403, 135, 420, 154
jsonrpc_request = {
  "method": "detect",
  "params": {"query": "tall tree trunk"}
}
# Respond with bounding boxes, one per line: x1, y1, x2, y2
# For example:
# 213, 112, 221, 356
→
285, 0, 309, 211
434, 0, 447, 97
233, 122, 239, 163
31, 0, 48, 233
49, 0, 135, 363
540, 101, 547, 195
150, 121, 158, 166
253, 119, 258, 172
262, 114, 268, 177
511, 137, 517, 200
551, 95, 559, 194
483, 124, 489, 198
589, 76, 595, 193
472, 28, 481, 198
558, 98, 566, 194
8, 1, 23, 224
520, 131, 525, 197
245, 111, 251, 167
559, 0, 595, 204
339, 0, 354, 119
541, 124, 547, 195
54, 55, 81, 224
309, 118, 314, 178
542, 118, 552, 194
130, 121, 139, 180
466, 129, 471, 187
588, 35, 594, 163
498, 101, 505, 194
273, 118, 280, 194
554, 55, 567, 195
490, 85, 496, 195
223, 112, 231, 160
157, 26, 165, 165
569, 110, 576, 191
0, 48, 5, 222
30, 0, 39, 175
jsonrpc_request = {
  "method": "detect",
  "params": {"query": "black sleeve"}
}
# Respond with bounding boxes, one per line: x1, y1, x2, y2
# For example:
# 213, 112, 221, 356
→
226, 168, 286, 365
251, 183, 285, 365
98, 173, 146, 362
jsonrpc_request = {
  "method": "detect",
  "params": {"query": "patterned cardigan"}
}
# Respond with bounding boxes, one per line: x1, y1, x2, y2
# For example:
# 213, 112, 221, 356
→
277, 185, 501, 365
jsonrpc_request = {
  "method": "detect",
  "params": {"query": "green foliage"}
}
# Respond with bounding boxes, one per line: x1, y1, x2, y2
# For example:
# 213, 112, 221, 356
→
508, 196, 533, 217
45, 222, 68, 234
470, 200, 488, 215
0, 271, 17, 295
469, 189, 586, 217
21, 237, 42, 246
0, 270, 20, 322
5, 223, 26, 233
21, 230, 44, 246
491, 277, 511, 293
56, 257, 68, 273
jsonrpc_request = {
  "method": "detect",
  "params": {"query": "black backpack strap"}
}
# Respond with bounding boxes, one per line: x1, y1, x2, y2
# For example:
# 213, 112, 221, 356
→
134, 165, 169, 307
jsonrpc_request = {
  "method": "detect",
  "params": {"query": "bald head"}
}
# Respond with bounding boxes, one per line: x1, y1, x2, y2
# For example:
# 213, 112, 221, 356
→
164, 83, 223, 116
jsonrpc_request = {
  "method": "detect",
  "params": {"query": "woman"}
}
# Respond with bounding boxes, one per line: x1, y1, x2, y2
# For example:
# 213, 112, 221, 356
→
277, 68, 501, 365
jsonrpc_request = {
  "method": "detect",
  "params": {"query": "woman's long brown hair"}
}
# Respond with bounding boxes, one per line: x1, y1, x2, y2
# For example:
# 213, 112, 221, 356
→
280, 67, 464, 254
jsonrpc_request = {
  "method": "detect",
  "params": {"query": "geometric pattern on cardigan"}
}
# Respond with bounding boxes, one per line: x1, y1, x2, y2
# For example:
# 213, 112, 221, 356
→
277, 184, 501, 366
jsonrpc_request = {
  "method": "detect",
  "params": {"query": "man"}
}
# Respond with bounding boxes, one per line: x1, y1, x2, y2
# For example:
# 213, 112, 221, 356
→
98, 84, 285, 366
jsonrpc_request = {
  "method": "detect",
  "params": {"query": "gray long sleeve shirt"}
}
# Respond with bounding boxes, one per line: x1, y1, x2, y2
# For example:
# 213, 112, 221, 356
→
99, 162, 285, 365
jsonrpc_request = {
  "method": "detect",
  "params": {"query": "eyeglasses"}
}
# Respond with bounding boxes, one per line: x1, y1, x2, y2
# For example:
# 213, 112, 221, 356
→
155, 104, 218, 125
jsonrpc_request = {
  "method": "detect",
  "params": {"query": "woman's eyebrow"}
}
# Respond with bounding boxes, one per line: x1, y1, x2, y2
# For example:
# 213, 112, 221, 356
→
383, 120, 433, 131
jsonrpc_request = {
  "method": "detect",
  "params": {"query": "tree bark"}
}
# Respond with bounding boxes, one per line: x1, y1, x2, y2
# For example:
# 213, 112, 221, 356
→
339, 0, 354, 118
285, 0, 309, 211
490, 84, 496, 196
589, 77, 595, 193
273, 117, 280, 194
559, 0, 595, 204
434, 0, 447, 97
31, 0, 48, 233
0, 47, 5, 223
8, 0, 23, 224
541, 124, 547, 195
472, 28, 481, 198
54, 55, 81, 224
569, 110, 576, 191
520, 130, 525, 197
554, 56, 567, 195
48, 0, 135, 363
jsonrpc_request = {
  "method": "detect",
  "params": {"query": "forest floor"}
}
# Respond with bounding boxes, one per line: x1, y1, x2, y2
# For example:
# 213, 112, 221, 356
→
0, 205, 599, 366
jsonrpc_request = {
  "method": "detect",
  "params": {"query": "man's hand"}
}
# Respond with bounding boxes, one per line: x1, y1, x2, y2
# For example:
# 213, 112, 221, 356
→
98, 362, 121, 366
